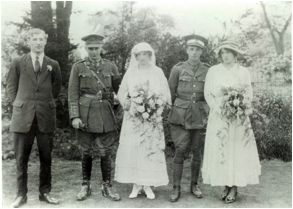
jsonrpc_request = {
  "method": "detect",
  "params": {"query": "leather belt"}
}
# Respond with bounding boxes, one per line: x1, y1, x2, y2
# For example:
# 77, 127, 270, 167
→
177, 93, 204, 101
82, 92, 113, 100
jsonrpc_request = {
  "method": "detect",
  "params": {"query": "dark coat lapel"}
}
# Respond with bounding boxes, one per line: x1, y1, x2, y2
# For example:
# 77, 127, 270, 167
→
194, 62, 206, 78
38, 56, 50, 87
23, 53, 37, 85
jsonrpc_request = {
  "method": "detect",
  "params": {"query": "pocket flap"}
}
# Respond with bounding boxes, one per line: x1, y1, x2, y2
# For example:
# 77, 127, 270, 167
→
179, 76, 192, 82
13, 101, 23, 107
102, 71, 112, 78
198, 101, 209, 112
78, 72, 92, 78
197, 76, 206, 82
173, 98, 190, 108
49, 102, 56, 108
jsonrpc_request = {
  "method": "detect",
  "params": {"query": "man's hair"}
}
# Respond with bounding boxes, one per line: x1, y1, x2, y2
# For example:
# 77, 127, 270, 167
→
27, 28, 48, 40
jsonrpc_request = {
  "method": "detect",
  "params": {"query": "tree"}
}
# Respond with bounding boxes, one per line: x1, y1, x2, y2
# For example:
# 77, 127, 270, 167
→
260, 2, 292, 55
28, 1, 75, 84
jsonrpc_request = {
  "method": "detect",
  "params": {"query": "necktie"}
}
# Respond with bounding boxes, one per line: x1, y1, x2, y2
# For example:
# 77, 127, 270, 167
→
35, 56, 41, 74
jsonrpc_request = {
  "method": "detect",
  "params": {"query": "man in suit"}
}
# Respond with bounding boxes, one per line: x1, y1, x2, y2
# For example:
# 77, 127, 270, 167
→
168, 34, 210, 202
68, 34, 121, 201
7, 28, 61, 208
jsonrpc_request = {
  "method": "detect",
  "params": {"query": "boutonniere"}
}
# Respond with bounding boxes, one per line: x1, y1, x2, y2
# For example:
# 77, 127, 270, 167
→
47, 65, 53, 71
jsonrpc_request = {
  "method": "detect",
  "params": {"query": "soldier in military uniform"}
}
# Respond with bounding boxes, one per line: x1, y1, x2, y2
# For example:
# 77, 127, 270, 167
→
168, 34, 210, 202
68, 34, 121, 201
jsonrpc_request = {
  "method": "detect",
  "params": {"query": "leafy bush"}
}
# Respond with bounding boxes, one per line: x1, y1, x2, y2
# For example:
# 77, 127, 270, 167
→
251, 89, 292, 161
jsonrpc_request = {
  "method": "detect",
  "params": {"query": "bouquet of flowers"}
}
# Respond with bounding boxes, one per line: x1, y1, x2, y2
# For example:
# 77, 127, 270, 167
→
129, 81, 167, 127
220, 84, 253, 123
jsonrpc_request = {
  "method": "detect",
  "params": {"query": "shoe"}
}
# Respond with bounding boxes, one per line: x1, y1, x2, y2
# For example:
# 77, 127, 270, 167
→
225, 192, 237, 204
143, 186, 155, 199
102, 182, 121, 201
169, 186, 181, 202
10, 196, 27, 208
221, 186, 231, 200
129, 184, 142, 198
39, 193, 59, 205
76, 185, 92, 201
190, 184, 203, 198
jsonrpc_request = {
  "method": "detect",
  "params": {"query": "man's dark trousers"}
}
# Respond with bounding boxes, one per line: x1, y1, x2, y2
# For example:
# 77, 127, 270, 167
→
14, 115, 53, 197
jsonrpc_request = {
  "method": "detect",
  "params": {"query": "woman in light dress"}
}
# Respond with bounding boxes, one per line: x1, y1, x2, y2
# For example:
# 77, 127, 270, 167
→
114, 42, 171, 199
202, 41, 261, 203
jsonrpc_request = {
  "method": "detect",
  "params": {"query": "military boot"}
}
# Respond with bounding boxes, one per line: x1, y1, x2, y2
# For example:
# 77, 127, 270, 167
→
190, 159, 203, 198
76, 154, 92, 201
169, 163, 183, 202
101, 156, 121, 201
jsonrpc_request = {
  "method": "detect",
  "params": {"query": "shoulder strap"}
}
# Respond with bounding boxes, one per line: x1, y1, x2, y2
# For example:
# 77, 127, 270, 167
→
90, 70, 107, 92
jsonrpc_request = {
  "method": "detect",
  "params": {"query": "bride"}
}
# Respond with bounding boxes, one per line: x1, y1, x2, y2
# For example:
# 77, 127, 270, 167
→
114, 42, 171, 199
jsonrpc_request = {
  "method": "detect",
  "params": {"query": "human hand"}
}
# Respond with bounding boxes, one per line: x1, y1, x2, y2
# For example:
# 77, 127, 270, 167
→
72, 118, 82, 129
124, 98, 131, 111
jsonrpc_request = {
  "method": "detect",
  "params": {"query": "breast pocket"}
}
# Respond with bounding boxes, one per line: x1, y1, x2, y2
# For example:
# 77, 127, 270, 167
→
178, 75, 192, 92
79, 72, 92, 89
102, 71, 113, 87
196, 75, 206, 90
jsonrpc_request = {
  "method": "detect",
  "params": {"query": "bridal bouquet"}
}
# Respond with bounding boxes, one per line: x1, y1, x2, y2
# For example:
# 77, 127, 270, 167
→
129, 81, 167, 127
220, 84, 253, 123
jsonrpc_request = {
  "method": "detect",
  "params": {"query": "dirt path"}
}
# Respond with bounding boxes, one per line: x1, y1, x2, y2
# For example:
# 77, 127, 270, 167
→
2, 158, 292, 208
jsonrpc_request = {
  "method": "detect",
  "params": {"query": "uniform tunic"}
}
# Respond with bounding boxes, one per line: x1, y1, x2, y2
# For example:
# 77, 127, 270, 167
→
168, 61, 209, 129
68, 57, 121, 133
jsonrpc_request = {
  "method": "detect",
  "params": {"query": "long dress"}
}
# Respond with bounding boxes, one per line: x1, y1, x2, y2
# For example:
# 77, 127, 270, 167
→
114, 65, 170, 187
202, 63, 261, 187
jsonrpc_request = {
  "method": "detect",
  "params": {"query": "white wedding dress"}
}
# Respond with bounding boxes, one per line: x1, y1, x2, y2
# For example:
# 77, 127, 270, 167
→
114, 50, 171, 187
202, 63, 261, 187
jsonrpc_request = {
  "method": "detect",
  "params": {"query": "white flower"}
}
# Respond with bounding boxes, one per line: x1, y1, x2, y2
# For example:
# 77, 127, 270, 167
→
142, 112, 149, 119
135, 97, 143, 103
156, 99, 163, 106
156, 116, 163, 122
233, 99, 240, 107
245, 108, 253, 115
157, 108, 163, 116
132, 91, 139, 97
47, 65, 52, 71
137, 105, 145, 113
148, 98, 155, 107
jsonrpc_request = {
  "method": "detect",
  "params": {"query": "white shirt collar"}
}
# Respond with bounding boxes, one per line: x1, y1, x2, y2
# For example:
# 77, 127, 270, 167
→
31, 52, 45, 61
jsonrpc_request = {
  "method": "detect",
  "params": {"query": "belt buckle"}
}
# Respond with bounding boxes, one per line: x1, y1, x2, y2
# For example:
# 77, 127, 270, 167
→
96, 91, 102, 99
191, 94, 197, 101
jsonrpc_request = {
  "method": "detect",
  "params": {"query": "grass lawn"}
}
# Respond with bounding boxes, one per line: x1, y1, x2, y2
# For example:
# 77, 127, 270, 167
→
2, 156, 292, 208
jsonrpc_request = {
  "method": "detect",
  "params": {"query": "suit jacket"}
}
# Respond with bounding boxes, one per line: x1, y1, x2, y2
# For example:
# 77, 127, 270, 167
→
168, 61, 209, 129
6, 53, 61, 133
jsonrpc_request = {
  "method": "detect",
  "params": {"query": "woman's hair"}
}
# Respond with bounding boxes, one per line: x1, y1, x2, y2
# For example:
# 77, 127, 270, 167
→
218, 48, 238, 62
27, 28, 48, 40
135, 51, 152, 58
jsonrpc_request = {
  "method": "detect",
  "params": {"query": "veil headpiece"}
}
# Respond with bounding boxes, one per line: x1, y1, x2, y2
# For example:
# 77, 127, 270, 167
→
128, 42, 156, 70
